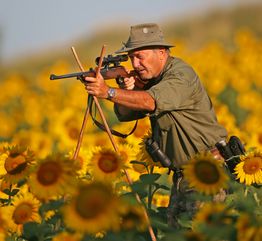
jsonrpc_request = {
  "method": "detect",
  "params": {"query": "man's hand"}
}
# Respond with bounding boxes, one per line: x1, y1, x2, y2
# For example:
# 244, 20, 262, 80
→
118, 76, 136, 90
84, 72, 109, 99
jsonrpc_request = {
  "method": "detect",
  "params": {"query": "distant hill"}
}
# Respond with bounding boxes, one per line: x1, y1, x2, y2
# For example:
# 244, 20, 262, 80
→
1, 3, 261, 76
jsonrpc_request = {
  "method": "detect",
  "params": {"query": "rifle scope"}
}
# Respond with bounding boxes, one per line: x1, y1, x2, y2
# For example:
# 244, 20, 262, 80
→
96, 54, 128, 67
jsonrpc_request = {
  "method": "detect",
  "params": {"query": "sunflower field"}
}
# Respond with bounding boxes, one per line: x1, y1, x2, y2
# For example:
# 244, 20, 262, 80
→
0, 28, 262, 241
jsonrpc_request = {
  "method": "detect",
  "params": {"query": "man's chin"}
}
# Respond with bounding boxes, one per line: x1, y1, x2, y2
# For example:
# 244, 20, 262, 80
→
139, 73, 151, 80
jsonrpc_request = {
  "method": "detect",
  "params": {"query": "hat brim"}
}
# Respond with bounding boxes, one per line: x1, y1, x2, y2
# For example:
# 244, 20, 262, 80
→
115, 43, 174, 54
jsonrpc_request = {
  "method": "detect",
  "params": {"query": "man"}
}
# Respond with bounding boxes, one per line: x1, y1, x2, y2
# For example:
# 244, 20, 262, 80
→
84, 23, 227, 228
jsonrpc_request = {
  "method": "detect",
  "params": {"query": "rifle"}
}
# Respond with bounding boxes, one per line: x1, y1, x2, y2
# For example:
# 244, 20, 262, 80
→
50, 54, 144, 87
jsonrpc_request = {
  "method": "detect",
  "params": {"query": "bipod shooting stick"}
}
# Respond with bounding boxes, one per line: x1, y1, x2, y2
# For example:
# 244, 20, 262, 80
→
70, 46, 157, 241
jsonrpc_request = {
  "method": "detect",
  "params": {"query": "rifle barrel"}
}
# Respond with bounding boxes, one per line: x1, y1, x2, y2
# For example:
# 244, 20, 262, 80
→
49, 66, 130, 81
50, 71, 91, 80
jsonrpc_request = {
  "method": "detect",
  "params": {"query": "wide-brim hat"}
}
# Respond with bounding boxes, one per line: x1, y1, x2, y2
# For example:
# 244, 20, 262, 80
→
115, 23, 174, 54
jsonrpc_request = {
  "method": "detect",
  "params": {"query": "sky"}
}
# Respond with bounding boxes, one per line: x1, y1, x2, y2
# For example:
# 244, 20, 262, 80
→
0, 0, 258, 63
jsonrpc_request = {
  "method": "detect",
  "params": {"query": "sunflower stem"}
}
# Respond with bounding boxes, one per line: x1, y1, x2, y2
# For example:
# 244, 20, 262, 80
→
147, 166, 154, 210
244, 187, 248, 197
8, 184, 12, 204
253, 192, 260, 206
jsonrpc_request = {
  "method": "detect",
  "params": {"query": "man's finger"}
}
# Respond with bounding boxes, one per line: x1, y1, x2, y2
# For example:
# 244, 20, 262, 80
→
84, 77, 96, 82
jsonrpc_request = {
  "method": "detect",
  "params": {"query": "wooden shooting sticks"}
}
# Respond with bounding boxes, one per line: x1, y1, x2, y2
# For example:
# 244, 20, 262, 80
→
71, 46, 157, 241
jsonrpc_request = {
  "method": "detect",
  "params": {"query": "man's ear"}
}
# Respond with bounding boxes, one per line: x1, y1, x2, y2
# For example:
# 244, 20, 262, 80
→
159, 48, 166, 60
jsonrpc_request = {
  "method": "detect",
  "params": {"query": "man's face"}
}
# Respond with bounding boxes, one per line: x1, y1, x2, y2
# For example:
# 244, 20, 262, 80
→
128, 48, 166, 80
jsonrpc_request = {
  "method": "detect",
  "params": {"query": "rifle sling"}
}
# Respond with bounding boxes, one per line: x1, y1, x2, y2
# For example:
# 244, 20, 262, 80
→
88, 96, 138, 138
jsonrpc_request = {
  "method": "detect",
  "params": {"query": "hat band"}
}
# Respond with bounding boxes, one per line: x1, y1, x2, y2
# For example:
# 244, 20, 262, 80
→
126, 39, 169, 48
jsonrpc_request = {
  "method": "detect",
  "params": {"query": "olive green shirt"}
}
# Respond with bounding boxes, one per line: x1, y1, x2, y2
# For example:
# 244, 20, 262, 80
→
114, 56, 227, 167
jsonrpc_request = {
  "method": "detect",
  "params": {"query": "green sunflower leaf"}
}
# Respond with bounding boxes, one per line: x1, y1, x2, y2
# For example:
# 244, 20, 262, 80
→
2, 188, 19, 196
140, 173, 161, 184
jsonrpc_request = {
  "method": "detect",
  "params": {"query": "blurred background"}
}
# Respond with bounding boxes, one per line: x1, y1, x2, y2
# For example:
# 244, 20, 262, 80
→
0, 0, 261, 154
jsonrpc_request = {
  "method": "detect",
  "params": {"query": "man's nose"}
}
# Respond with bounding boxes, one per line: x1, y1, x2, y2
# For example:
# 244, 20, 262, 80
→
132, 58, 140, 68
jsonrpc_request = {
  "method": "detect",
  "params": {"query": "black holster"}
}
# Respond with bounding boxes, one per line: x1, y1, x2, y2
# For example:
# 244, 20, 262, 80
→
215, 136, 245, 173
145, 138, 173, 169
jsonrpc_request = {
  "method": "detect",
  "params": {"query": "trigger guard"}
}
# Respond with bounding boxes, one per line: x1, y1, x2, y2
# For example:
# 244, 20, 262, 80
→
116, 77, 125, 87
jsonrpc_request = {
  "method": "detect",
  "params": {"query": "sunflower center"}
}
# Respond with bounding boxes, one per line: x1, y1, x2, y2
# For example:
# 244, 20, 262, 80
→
122, 211, 141, 229
243, 157, 262, 174
65, 119, 79, 140
37, 161, 62, 185
13, 203, 33, 224
4, 155, 27, 175
98, 154, 119, 173
75, 185, 110, 219
68, 127, 79, 140
194, 160, 220, 184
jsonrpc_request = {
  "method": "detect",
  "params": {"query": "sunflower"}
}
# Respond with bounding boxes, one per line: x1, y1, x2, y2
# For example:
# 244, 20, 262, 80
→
12, 129, 53, 158
192, 202, 232, 230
0, 152, 8, 177
51, 108, 85, 151
1, 145, 35, 185
28, 153, 77, 200
67, 148, 91, 178
234, 150, 262, 185
2, 191, 41, 235
62, 181, 119, 234
236, 213, 262, 241
82, 131, 114, 149
183, 151, 229, 195
0, 112, 17, 139
117, 143, 137, 164
115, 143, 144, 186
132, 118, 151, 139
88, 146, 125, 182
237, 90, 262, 112
119, 206, 148, 232
117, 200, 149, 232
